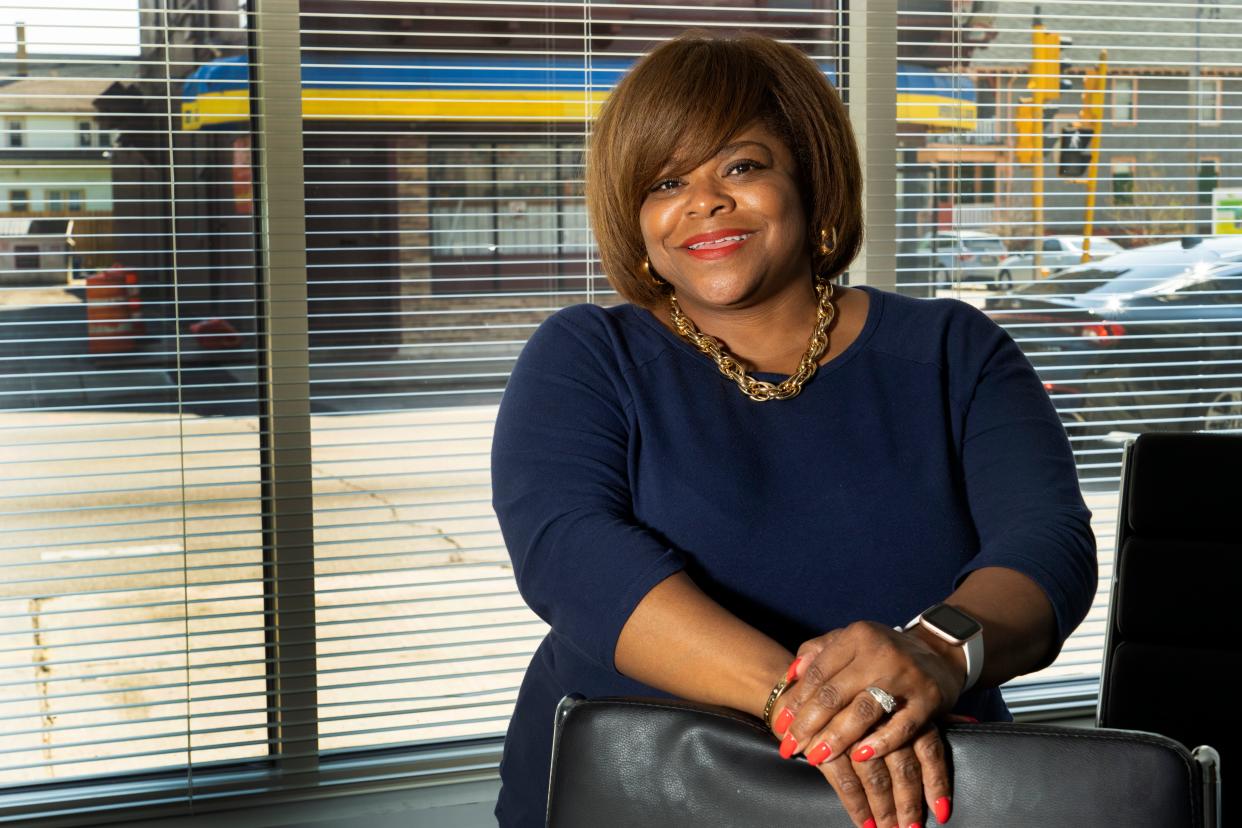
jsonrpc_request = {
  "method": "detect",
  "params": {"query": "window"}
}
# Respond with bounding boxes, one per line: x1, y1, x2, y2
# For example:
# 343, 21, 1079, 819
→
1042, 238, 1063, 252
428, 140, 586, 293
13, 244, 39, 270
47, 189, 86, 212
1111, 161, 1135, 205
1111, 76, 1137, 124
0, 0, 1236, 823
1194, 77, 1222, 125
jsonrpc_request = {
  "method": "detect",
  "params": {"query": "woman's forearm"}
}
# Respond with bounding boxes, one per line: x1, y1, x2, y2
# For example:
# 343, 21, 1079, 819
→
615, 570, 795, 720
905, 566, 1061, 691
618, 566, 1060, 722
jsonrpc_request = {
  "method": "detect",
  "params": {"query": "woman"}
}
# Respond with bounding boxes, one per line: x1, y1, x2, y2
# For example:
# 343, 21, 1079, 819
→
491, 30, 1097, 828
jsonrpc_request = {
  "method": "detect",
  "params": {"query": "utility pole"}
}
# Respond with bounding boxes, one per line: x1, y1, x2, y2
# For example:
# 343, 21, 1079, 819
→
1079, 52, 1108, 262
1021, 9, 1062, 274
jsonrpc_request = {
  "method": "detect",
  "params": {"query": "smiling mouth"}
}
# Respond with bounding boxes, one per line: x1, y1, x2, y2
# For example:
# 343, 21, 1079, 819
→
686, 233, 753, 250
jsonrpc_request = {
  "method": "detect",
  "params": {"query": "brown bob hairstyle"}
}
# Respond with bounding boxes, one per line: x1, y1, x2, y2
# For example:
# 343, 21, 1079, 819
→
585, 30, 864, 307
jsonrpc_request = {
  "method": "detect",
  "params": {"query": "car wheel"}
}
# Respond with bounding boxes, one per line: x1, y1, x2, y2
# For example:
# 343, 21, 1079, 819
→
1202, 388, 1242, 431
997, 269, 1011, 289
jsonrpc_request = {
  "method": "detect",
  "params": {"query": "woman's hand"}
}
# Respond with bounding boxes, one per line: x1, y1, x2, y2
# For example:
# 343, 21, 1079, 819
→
769, 621, 966, 827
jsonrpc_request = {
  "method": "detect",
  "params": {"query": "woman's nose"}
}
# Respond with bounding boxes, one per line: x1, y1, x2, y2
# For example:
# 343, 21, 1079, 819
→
684, 176, 734, 216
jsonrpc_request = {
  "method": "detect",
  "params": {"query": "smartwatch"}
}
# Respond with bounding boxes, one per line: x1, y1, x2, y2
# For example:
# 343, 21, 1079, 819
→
904, 603, 984, 694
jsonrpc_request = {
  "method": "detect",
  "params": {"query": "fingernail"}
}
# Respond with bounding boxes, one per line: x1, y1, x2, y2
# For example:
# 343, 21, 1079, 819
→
851, 744, 875, 762
863, 820, 877, 828
785, 657, 802, 683
908, 823, 923, 828
806, 741, 832, 765
779, 733, 798, 759
774, 707, 794, 736
935, 796, 952, 823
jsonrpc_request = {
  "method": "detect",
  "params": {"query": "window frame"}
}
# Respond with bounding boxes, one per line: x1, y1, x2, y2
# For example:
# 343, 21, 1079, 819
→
1110, 76, 1138, 125
1194, 76, 1223, 126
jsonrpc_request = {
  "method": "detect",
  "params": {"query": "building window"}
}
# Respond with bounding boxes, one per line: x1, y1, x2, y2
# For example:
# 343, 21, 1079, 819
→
429, 139, 584, 293
9, 189, 29, 212
13, 244, 40, 270
7, 119, 23, 148
47, 189, 86, 212
78, 121, 93, 147
1111, 77, 1137, 124
1195, 77, 1222, 125
1111, 161, 1135, 205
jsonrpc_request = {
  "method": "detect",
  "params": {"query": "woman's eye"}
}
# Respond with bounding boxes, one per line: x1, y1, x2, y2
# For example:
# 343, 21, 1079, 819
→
729, 160, 763, 175
650, 178, 681, 192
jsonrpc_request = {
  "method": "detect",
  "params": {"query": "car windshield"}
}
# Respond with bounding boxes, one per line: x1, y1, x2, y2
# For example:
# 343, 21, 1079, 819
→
1013, 244, 1224, 296
963, 238, 1006, 252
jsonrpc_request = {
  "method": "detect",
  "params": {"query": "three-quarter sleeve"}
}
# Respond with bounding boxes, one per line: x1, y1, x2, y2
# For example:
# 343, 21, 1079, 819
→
949, 306, 1099, 645
491, 308, 687, 673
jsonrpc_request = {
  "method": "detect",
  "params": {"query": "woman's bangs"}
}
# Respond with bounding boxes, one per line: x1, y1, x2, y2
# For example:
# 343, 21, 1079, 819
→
631, 55, 774, 191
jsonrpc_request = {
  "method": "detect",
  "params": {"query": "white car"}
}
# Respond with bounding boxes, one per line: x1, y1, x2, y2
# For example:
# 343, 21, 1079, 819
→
998, 235, 1124, 283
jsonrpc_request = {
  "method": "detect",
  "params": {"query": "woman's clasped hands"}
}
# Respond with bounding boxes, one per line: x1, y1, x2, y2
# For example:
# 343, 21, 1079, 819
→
767, 620, 970, 828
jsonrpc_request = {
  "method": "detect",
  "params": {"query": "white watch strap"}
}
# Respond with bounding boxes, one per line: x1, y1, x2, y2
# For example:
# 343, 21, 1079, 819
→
903, 612, 984, 694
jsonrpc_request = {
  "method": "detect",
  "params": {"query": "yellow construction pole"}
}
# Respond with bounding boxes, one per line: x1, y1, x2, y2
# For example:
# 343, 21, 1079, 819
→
1028, 24, 1061, 275
1080, 51, 1109, 262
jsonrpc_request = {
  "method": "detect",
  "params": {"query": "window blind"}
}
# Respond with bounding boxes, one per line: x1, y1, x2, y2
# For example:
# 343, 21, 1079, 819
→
895, 0, 1241, 704
1, 0, 1234, 823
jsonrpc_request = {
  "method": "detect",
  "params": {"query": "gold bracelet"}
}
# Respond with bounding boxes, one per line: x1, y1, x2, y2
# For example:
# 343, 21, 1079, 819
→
762, 671, 793, 731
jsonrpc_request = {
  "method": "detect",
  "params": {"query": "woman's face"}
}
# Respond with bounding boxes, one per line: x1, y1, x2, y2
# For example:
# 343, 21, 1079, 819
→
638, 119, 811, 315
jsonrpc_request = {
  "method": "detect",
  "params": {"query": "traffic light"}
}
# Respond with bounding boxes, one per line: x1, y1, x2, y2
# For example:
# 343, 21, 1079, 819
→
1030, 27, 1063, 103
1015, 97, 1042, 165
1058, 126, 1093, 177
1081, 66, 1108, 130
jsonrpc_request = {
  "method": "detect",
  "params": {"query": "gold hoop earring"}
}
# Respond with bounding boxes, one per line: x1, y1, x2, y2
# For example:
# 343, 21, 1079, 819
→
640, 256, 666, 288
818, 227, 838, 258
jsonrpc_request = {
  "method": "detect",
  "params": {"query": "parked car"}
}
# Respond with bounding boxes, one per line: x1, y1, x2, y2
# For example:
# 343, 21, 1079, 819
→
997, 235, 1124, 283
984, 236, 1242, 457
912, 231, 1009, 288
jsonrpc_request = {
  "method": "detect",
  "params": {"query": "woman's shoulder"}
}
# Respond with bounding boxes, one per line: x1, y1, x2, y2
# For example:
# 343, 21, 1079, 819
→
515, 301, 672, 377
861, 286, 1007, 361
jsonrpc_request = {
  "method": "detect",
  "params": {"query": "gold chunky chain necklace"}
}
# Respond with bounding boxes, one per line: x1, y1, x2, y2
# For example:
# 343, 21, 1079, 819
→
667, 278, 836, 402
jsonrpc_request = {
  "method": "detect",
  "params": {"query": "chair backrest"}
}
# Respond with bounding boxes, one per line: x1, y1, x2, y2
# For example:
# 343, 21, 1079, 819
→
1098, 432, 1238, 815
548, 695, 1213, 827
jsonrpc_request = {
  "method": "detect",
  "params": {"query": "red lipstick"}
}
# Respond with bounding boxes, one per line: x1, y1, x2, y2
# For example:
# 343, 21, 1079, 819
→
681, 228, 755, 260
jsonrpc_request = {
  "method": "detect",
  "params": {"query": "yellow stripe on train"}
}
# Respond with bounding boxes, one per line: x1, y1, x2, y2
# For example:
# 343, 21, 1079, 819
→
183, 87, 978, 131
181, 88, 613, 130
897, 93, 978, 131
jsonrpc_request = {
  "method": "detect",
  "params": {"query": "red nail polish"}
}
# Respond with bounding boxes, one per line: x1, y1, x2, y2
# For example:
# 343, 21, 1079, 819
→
774, 707, 794, 736
863, 820, 877, 828
806, 741, 831, 765
785, 657, 802, 683
934, 796, 952, 823
909, 823, 923, 828
851, 744, 875, 762
779, 733, 798, 759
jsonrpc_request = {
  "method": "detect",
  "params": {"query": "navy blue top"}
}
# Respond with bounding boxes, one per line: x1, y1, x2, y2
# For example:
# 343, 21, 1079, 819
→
490, 285, 1097, 827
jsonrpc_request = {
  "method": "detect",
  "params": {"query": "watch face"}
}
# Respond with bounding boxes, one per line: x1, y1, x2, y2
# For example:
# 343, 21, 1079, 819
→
923, 603, 982, 640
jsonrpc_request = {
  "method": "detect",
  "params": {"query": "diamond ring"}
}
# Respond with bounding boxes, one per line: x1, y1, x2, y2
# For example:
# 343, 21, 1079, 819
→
866, 686, 897, 715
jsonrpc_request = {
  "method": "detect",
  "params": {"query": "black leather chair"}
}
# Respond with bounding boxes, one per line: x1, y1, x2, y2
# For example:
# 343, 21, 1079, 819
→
1098, 431, 1236, 825
549, 695, 1219, 827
